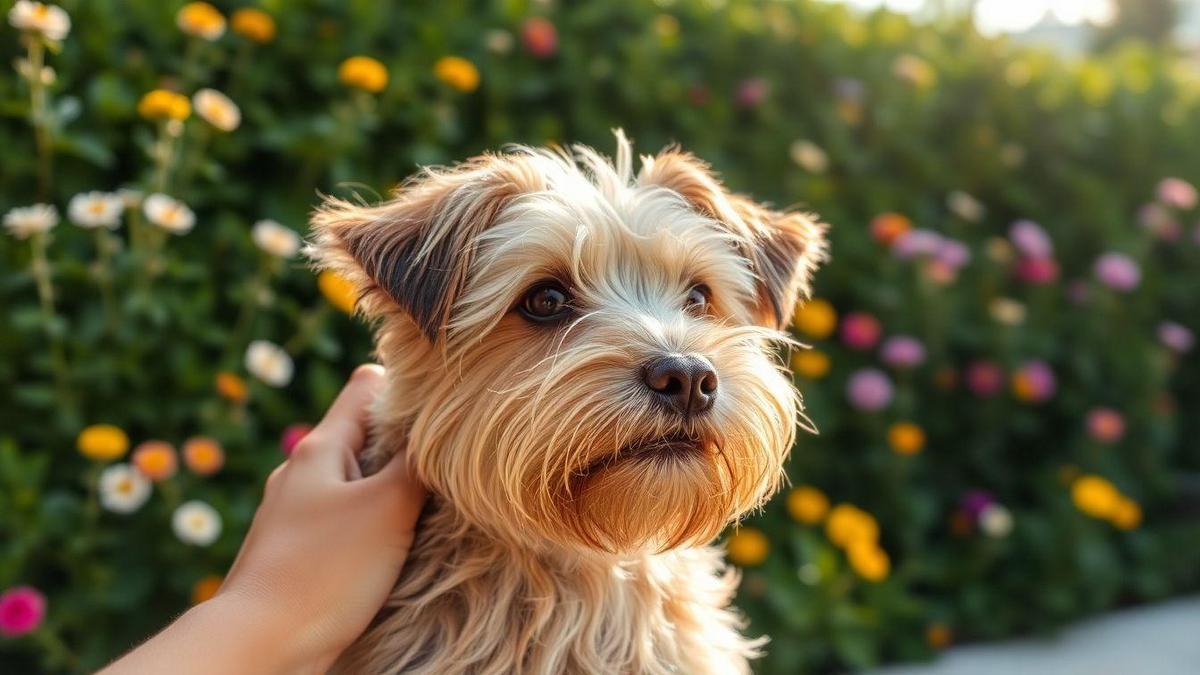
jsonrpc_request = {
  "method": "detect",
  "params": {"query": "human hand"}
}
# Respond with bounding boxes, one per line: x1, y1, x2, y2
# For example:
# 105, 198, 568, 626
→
101, 365, 426, 675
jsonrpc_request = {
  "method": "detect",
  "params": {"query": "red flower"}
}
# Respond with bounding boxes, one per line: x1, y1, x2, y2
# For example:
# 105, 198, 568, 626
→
521, 17, 558, 58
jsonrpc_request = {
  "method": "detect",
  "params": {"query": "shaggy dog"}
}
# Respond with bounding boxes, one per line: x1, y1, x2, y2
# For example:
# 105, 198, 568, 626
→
309, 132, 826, 674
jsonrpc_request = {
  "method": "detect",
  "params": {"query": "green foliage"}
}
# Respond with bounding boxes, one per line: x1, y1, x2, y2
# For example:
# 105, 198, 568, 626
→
1, 0, 1199, 672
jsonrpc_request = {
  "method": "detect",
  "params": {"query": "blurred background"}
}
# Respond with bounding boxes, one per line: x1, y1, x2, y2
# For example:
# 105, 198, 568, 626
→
2, 0, 1199, 672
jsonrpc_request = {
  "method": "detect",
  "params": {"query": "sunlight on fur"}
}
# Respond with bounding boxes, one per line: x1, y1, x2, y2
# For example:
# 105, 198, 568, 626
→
308, 131, 826, 674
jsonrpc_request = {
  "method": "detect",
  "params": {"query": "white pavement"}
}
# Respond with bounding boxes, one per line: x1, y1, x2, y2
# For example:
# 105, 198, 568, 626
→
873, 596, 1200, 675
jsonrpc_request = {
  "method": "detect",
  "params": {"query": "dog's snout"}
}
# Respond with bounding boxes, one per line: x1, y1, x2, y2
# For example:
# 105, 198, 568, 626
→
642, 354, 718, 416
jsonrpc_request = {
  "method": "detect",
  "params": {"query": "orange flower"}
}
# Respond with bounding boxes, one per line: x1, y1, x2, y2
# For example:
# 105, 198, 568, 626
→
870, 212, 912, 246
887, 422, 926, 455
338, 56, 388, 93
433, 56, 481, 93
926, 623, 953, 649
1110, 496, 1142, 530
215, 371, 248, 404
230, 8, 275, 43
787, 486, 830, 524
792, 299, 837, 339
725, 527, 769, 567
826, 504, 879, 549
191, 575, 223, 604
176, 2, 225, 40
318, 270, 357, 314
183, 437, 225, 476
137, 89, 191, 121
77, 424, 129, 461
846, 540, 890, 581
790, 350, 831, 380
1071, 474, 1120, 520
132, 441, 178, 481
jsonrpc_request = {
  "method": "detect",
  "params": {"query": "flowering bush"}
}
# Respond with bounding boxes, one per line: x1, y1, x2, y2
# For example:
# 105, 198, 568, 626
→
1, 1, 1199, 673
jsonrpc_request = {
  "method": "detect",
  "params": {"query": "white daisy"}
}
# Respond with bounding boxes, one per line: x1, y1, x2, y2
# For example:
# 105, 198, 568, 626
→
947, 190, 985, 223
979, 504, 1013, 538
244, 340, 293, 387
172, 500, 222, 546
193, 88, 241, 132
789, 140, 829, 174
3, 204, 58, 239
7, 1, 70, 41
98, 463, 152, 514
143, 193, 195, 235
68, 192, 124, 229
251, 219, 301, 258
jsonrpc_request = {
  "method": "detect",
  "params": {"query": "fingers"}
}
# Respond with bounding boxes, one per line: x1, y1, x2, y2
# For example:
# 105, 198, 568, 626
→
365, 450, 428, 527
292, 364, 385, 479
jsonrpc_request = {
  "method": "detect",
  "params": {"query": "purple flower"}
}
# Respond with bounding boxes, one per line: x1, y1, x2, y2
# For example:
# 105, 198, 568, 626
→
735, 77, 769, 109
1093, 253, 1141, 292
935, 239, 971, 269
1158, 321, 1195, 354
1008, 220, 1053, 259
961, 490, 996, 520
892, 228, 943, 259
1156, 177, 1197, 210
880, 335, 926, 368
846, 368, 893, 411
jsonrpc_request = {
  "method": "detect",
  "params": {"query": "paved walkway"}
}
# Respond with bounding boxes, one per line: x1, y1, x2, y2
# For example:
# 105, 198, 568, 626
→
873, 596, 1200, 675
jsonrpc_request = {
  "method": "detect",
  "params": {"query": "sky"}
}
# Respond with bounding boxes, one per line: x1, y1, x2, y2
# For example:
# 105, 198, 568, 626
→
835, 0, 1118, 36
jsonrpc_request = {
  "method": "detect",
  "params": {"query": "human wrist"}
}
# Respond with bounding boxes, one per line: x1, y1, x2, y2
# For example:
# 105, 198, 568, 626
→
188, 593, 326, 674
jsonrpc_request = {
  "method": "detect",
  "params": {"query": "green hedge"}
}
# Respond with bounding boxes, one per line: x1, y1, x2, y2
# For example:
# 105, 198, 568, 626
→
2, 0, 1199, 672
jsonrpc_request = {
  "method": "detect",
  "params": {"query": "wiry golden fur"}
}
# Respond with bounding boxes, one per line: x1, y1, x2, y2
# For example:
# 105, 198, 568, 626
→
308, 132, 826, 674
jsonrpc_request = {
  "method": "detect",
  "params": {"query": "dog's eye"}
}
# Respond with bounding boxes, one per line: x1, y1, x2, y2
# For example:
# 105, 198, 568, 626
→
684, 284, 711, 314
520, 282, 572, 322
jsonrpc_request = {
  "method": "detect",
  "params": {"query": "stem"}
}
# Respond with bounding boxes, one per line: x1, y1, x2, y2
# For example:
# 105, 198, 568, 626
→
26, 38, 53, 201
94, 229, 118, 333
224, 257, 274, 366
283, 304, 331, 354
30, 232, 72, 410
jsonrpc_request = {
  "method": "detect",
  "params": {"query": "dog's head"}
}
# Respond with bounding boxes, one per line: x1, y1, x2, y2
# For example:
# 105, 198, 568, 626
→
310, 132, 826, 554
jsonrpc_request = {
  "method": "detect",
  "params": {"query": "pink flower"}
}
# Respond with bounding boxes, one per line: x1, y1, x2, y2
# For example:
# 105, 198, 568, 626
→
893, 229, 942, 259
0, 586, 45, 637
935, 239, 971, 269
1138, 203, 1181, 241
880, 335, 926, 368
1158, 321, 1195, 354
520, 17, 558, 59
1014, 256, 1059, 285
280, 423, 313, 456
965, 360, 1004, 397
734, 77, 769, 109
1093, 253, 1141, 292
1012, 359, 1057, 403
1008, 220, 1053, 259
1086, 407, 1125, 443
840, 312, 882, 351
846, 368, 893, 411
1156, 177, 1197, 210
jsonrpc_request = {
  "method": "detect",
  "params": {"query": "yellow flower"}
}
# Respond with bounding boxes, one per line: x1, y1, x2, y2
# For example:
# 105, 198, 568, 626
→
1110, 496, 1142, 530
725, 527, 769, 566
787, 486, 829, 525
887, 422, 926, 456
78, 424, 129, 461
191, 574, 223, 604
138, 89, 191, 122
792, 298, 836, 339
826, 503, 879, 549
433, 56, 481, 93
338, 56, 389, 93
193, 88, 240, 132
215, 371, 248, 404
176, 2, 225, 40
846, 540, 890, 581
319, 270, 357, 314
790, 350, 830, 380
1071, 474, 1120, 520
230, 8, 275, 43
132, 440, 178, 481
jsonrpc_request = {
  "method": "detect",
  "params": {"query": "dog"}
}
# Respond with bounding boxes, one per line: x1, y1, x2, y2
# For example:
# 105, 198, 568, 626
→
308, 131, 826, 674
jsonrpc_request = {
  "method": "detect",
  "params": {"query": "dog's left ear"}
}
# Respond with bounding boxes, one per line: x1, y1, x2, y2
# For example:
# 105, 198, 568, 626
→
639, 150, 827, 328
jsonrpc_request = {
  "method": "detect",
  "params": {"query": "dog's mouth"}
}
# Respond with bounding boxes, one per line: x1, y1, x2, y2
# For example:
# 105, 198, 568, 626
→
576, 432, 708, 477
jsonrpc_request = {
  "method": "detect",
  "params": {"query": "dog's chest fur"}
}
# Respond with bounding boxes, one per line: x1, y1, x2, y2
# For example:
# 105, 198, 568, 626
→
334, 499, 760, 674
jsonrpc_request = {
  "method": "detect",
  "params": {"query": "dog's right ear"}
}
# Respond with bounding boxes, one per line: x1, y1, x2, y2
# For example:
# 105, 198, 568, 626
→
308, 156, 541, 342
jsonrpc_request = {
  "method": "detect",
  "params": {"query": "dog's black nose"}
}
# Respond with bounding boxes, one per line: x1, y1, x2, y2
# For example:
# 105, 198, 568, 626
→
643, 354, 718, 416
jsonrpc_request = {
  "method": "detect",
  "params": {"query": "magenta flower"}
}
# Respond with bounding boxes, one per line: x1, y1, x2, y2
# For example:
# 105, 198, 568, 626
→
965, 360, 1004, 397
0, 586, 45, 637
735, 77, 769, 109
1013, 360, 1057, 403
1014, 256, 1059, 285
1086, 407, 1126, 443
840, 312, 882, 351
961, 490, 996, 520
280, 423, 313, 456
880, 335, 926, 368
1158, 321, 1195, 354
1093, 253, 1141, 292
1008, 220, 1053, 259
1156, 177, 1198, 210
846, 368, 893, 411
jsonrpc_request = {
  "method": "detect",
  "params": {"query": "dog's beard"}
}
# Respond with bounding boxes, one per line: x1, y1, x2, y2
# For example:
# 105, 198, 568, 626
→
405, 315, 799, 555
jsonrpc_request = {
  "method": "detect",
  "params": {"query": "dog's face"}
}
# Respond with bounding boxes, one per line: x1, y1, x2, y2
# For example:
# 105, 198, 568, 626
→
311, 134, 825, 554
